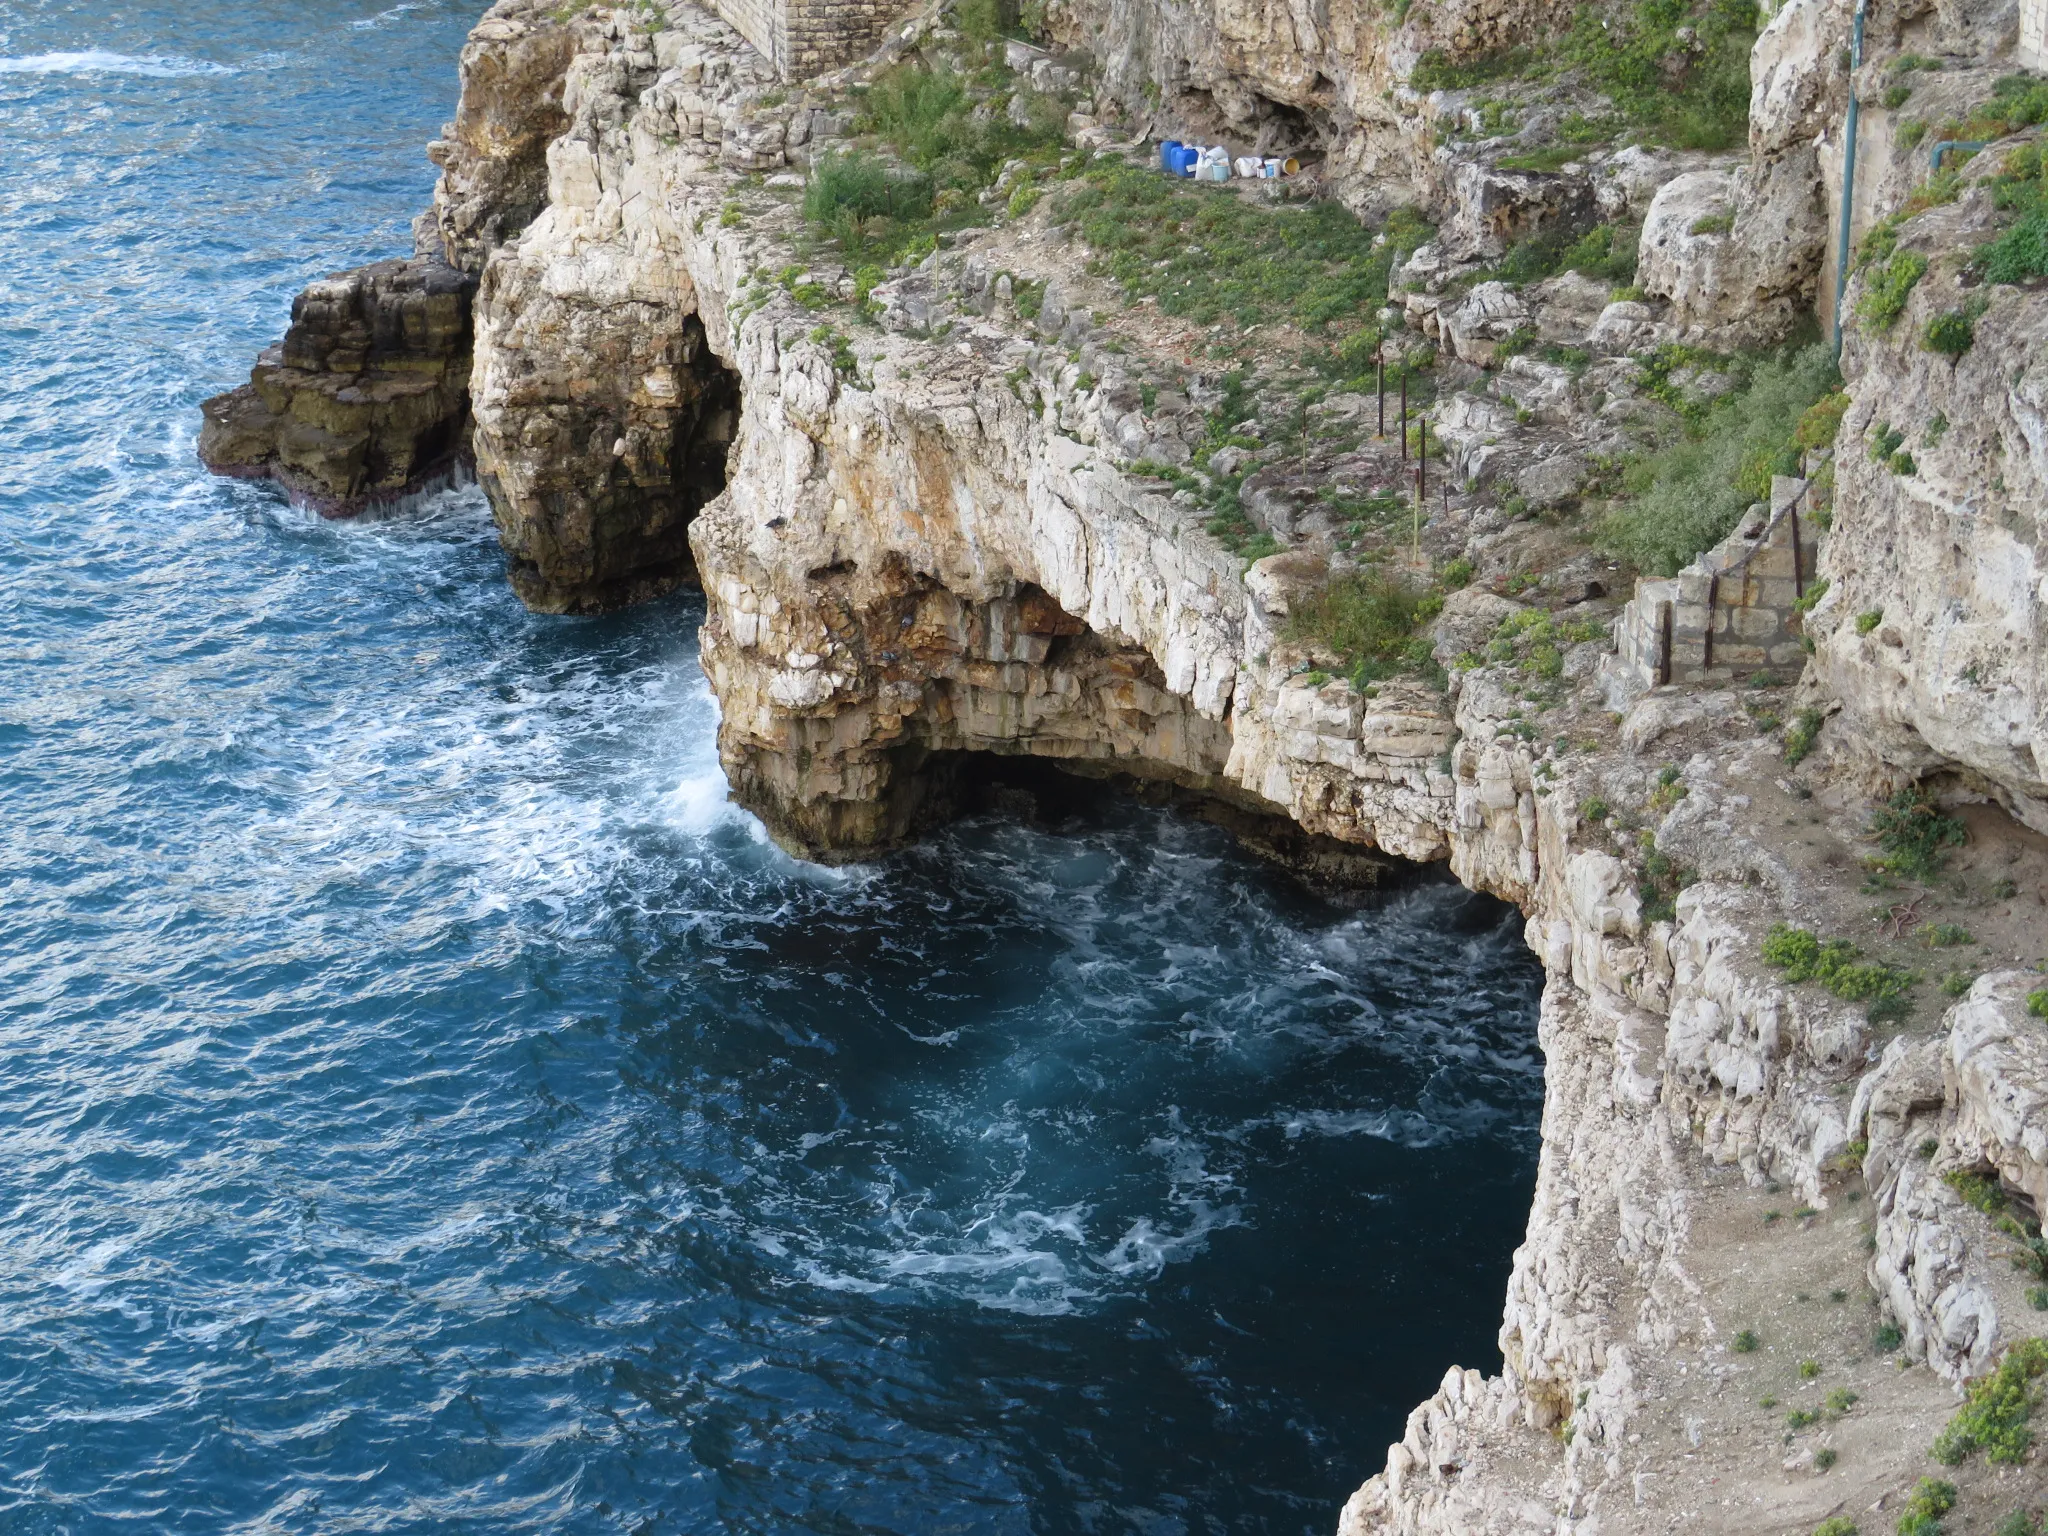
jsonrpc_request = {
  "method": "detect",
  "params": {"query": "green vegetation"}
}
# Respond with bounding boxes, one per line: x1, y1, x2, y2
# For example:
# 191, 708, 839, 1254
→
1783, 707, 1824, 766
1858, 251, 1929, 332
1054, 164, 1431, 343
1931, 1339, 2048, 1466
802, 60, 1065, 268
1871, 786, 1967, 879
1733, 1328, 1759, 1353
1690, 212, 1735, 236
1761, 924, 1917, 1007
1953, 73, 2048, 144
1813, 1519, 1858, 1536
1787, 1406, 1820, 1429
1282, 568, 1446, 690
1598, 343, 1840, 575
1484, 220, 1641, 288
1635, 832, 1690, 923
2030, 989, 2048, 1019
1799, 1358, 1822, 1379
1924, 302, 1984, 361
1826, 1388, 1858, 1416
1898, 1478, 1958, 1536
1876, 1323, 1904, 1352
1856, 609, 1883, 635
1981, 140, 2048, 284
1410, 0, 1755, 150
1941, 969, 1977, 997
1995, 1509, 2043, 1536
1920, 923, 1972, 948
1814, 1447, 1838, 1471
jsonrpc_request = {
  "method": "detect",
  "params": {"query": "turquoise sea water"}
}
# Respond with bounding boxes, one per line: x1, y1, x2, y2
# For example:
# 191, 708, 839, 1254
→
0, 4, 1545, 1531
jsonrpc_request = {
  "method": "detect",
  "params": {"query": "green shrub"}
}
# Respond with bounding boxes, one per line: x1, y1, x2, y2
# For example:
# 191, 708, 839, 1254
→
1858, 251, 1929, 331
1815, 1446, 1838, 1471
1787, 1406, 1820, 1428
2029, 989, 2048, 1019
1690, 211, 1735, 235
1733, 1328, 1760, 1352
1283, 570, 1439, 686
1856, 609, 1883, 635
1899, 1478, 1959, 1536
1995, 1508, 2043, 1536
1813, 1520, 1857, 1536
1784, 707, 1824, 765
1598, 344, 1840, 575
1796, 391, 1851, 450
1581, 795, 1610, 823
1931, 1339, 2048, 1465
1899, 119, 1929, 149
1947, 1169, 2009, 1217
1920, 923, 1973, 948
1924, 307, 1978, 360
803, 150, 935, 264
1826, 1388, 1859, 1416
1979, 142, 2048, 282
1761, 924, 1917, 1004
1560, 0, 1759, 152
1875, 1323, 1904, 1352
1871, 786, 1967, 878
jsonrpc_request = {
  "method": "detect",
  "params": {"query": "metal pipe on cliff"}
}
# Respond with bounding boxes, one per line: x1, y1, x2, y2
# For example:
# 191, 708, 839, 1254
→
1832, 0, 1869, 359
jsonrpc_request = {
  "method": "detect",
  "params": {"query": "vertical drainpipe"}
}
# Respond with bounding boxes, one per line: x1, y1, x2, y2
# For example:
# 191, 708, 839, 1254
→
1832, 0, 1870, 359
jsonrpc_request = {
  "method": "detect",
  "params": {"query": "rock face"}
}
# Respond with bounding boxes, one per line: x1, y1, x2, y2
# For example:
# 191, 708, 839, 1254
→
197, 255, 476, 516
1812, 166, 2048, 834
208, 0, 2048, 1529
427, 1, 579, 274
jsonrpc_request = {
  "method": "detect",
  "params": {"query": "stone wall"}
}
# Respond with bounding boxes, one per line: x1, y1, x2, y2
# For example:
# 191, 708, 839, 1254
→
1601, 474, 1822, 706
711, 0, 899, 79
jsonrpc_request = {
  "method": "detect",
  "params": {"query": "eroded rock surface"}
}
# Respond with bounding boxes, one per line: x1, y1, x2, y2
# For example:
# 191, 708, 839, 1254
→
206, 1, 2048, 1530
198, 255, 476, 516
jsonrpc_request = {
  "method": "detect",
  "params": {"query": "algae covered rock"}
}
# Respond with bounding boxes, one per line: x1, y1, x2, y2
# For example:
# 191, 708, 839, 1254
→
198, 255, 476, 516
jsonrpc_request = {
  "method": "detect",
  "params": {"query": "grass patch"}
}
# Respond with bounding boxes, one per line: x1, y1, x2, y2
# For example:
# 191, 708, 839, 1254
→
802, 59, 1065, 268
1931, 1339, 2048, 1466
1283, 568, 1446, 689
1761, 924, 1917, 1006
1409, 0, 1755, 150
1598, 343, 1839, 575
1053, 164, 1431, 344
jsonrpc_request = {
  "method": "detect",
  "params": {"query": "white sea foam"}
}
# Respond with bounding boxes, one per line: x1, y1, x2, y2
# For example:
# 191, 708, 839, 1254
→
354, 2, 431, 29
0, 50, 238, 77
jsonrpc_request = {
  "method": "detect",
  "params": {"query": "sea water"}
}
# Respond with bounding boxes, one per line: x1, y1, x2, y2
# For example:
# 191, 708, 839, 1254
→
0, 3, 1545, 1530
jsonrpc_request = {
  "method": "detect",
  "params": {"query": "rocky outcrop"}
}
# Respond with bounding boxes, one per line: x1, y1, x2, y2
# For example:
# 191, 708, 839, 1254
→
1812, 162, 2048, 833
426, 1, 579, 273
197, 255, 476, 516
205, 0, 2048, 1529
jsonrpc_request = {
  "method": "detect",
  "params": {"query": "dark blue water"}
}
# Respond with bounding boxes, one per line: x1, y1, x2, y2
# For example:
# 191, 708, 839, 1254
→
0, 5, 1545, 1532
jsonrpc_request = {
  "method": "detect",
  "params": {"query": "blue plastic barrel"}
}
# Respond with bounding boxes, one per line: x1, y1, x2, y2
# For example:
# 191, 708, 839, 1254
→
1159, 139, 1182, 173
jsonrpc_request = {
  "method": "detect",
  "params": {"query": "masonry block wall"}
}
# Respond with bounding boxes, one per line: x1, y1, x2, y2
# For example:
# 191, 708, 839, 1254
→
713, 0, 899, 79
1601, 474, 1824, 703
2023, 0, 2048, 73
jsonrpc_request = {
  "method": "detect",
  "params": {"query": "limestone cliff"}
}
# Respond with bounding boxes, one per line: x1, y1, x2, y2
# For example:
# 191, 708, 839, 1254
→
204, 0, 2048, 1527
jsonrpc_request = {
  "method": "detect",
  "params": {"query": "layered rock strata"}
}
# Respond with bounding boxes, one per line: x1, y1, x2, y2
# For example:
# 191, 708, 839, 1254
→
198, 255, 477, 516
210, 0, 2048, 1529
